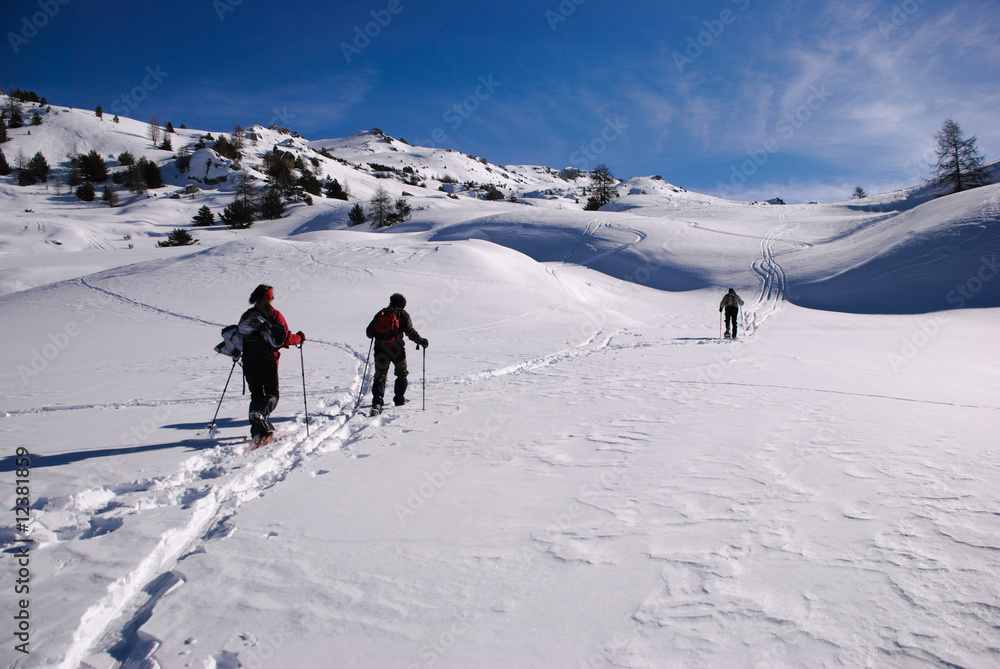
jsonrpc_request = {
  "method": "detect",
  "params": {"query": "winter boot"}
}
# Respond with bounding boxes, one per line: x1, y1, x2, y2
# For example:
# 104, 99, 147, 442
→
393, 376, 408, 406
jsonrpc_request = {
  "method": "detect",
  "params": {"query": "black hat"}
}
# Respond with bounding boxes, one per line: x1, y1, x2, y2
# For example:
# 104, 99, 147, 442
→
389, 293, 406, 308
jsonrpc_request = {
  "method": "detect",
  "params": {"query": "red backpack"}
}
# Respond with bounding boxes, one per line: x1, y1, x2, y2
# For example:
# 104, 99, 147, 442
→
372, 308, 400, 342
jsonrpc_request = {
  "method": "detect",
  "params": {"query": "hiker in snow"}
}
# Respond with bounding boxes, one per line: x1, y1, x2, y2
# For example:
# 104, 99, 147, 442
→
366, 293, 428, 414
240, 284, 304, 443
719, 288, 745, 339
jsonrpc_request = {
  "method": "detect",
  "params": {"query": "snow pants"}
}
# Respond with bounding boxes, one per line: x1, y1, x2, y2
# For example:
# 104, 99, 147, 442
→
724, 306, 740, 337
243, 357, 279, 436
372, 339, 408, 407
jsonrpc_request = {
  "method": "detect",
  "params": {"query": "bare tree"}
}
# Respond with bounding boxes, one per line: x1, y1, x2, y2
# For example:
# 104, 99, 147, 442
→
932, 118, 989, 194
148, 114, 161, 147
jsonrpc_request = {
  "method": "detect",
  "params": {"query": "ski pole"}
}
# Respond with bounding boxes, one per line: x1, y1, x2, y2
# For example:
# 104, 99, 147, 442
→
299, 344, 309, 436
355, 338, 374, 411
208, 358, 238, 432
422, 345, 426, 411
719, 310, 723, 339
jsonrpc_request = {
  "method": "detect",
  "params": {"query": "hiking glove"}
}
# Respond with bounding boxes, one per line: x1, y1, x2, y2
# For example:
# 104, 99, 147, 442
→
297, 331, 305, 342
420, 338, 429, 348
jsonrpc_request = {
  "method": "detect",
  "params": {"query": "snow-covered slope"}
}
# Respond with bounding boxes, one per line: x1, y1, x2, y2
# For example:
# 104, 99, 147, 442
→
1, 99, 999, 668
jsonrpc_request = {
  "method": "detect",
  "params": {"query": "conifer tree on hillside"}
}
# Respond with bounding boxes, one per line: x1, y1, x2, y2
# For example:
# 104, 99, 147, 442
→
76, 150, 108, 183
325, 178, 348, 200
584, 164, 619, 210
192, 205, 215, 226
158, 228, 198, 247
95, 105, 103, 119
0, 123, 7, 143
103, 183, 119, 207
259, 188, 285, 220
369, 185, 393, 228
851, 186, 868, 199
219, 200, 254, 229
5, 98, 23, 128
348, 203, 366, 226
932, 118, 989, 194
18, 151, 49, 186
76, 181, 96, 201
0, 149, 11, 176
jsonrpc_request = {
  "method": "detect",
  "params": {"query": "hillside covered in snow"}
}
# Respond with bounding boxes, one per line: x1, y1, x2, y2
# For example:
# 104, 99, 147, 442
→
1, 97, 998, 668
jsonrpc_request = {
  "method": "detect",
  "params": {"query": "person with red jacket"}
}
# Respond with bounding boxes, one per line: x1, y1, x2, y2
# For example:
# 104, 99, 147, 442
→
240, 284, 304, 444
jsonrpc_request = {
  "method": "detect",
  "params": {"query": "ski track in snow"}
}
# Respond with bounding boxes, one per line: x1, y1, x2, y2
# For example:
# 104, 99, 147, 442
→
744, 214, 789, 336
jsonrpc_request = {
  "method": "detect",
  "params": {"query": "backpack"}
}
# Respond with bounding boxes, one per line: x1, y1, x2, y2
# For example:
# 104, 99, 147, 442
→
237, 311, 287, 360
372, 308, 400, 342
214, 324, 244, 360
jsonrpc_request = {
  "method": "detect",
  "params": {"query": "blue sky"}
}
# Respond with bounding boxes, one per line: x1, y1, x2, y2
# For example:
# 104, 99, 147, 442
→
2, 0, 998, 202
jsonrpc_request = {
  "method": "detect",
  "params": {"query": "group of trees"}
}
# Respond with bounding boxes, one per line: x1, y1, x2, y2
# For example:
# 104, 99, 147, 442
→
853, 118, 991, 199
347, 185, 411, 228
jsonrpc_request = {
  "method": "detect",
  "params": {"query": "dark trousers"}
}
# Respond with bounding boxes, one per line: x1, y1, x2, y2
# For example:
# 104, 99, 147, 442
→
372, 340, 408, 407
244, 357, 279, 435
724, 306, 739, 337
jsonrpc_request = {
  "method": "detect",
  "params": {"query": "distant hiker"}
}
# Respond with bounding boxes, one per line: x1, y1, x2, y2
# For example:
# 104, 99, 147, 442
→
239, 284, 304, 445
719, 288, 745, 339
366, 293, 428, 415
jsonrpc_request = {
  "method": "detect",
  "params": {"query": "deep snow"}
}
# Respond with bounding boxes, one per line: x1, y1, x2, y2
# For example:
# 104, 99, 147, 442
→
1, 98, 999, 668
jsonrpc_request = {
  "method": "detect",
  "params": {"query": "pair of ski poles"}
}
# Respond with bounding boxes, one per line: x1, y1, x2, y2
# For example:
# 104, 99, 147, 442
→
355, 338, 426, 411
208, 344, 310, 436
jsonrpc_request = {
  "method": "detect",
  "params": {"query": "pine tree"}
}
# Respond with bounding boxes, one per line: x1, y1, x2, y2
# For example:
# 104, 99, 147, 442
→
259, 189, 285, 220
158, 228, 198, 247
851, 186, 868, 199
219, 200, 254, 229
387, 198, 411, 225
102, 183, 119, 207
18, 151, 50, 186
5, 98, 23, 128
192, 205, 215, 226
76, 182, 96, 201
325, 178, 348, 200
0, 149, 10, 176
95, 105, 103, 119
369, 185, 393, 228
348, 203, 366, 226
584, 164, 618, 210
933, 118, 989, 194
79, 150, 108, 183
0, 123, 7, 143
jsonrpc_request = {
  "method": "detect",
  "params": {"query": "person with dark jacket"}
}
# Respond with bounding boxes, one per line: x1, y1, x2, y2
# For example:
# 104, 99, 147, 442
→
366, 293, 428, 414
240, 284, 304, 443
719, 288, 745, 339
